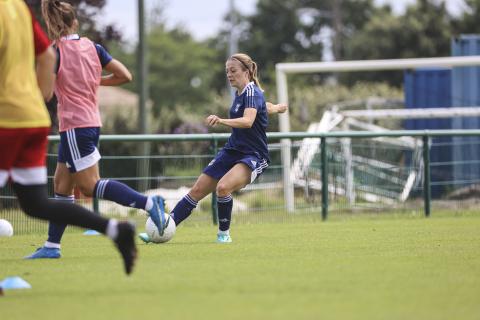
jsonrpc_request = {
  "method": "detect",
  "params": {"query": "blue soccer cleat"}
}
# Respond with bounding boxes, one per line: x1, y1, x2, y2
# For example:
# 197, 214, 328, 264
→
25, 247, 61, 259
138, 232, 151, 244
216, 233, 232, 243
147, 195, 167, 236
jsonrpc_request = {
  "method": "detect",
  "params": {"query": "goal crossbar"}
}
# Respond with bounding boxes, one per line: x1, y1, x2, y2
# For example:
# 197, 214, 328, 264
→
276, 56, 480, 74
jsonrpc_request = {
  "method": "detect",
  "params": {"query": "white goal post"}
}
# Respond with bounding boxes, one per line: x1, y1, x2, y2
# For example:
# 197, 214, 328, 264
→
275, 56, 480, 212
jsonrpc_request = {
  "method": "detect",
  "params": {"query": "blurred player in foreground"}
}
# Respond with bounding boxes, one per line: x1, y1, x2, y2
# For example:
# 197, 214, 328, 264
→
0, 0, 136, 274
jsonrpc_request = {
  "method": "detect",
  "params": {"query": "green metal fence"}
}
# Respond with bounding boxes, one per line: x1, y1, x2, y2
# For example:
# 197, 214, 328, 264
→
2, 130, 480, 235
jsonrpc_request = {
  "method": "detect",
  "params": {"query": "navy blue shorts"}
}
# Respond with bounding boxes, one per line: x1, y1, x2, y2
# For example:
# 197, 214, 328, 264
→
203, 149, 268, 183
58, 127, 101, 173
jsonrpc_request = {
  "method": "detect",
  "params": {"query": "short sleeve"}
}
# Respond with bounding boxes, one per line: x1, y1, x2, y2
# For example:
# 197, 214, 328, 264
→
245, 86, 263, 110
30, 10, 50, 55
94, 43, 113, 67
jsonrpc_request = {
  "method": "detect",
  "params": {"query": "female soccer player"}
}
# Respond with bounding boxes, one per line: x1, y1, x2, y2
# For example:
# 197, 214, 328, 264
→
140, 53, 287, 243
26, 0, 166, 259
0, 0, 136, 274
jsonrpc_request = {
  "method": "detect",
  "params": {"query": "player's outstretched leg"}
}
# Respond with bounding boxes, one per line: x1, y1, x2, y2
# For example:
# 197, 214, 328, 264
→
170, 194, 198, 226
93, 179, 166, 235
14, 183, 138, 275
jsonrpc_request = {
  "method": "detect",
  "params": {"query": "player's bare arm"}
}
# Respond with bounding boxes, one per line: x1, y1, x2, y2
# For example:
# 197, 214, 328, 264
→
206, 108, 257, 128
36, 46, 56, 101
266, 102, 288, 114
101, 59, 132, 86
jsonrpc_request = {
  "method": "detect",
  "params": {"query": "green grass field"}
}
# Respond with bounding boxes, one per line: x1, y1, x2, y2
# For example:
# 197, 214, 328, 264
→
1, 213, 479, 320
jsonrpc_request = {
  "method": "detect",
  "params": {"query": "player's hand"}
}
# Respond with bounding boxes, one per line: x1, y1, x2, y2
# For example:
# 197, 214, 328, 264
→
206, 115, 221, 127
276, 103, 288, 113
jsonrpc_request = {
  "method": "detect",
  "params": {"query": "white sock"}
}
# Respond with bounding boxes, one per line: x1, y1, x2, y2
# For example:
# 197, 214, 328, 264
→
145, 196, 154, 211
218, 229, 229, 236
106, 219, 119, 240
44, 241, 61, 249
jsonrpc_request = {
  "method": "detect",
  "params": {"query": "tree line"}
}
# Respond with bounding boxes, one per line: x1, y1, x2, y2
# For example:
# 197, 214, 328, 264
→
26, 0, 480, 134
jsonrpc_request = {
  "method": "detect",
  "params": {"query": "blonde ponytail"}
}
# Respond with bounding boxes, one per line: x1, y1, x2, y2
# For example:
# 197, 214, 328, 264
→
41, 0, 77, 40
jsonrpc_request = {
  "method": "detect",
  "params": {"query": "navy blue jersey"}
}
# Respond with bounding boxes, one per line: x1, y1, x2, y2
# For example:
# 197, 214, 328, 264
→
224, 82, 269, 162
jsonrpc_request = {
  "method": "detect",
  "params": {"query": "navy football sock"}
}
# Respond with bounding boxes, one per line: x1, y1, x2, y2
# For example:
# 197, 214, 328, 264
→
94, 179, 148, 210
217, 195, 233, 232
171, 194, 198, 226
45, 194, 74, 246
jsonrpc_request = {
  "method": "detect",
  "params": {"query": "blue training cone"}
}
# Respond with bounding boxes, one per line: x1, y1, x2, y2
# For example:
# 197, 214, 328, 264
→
83, 230, 100, 236
0, 277, 31, 290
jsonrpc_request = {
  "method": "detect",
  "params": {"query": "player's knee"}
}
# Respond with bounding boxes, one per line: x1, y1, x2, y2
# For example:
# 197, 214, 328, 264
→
189, 185, 204, 200
216, 182, 231, 197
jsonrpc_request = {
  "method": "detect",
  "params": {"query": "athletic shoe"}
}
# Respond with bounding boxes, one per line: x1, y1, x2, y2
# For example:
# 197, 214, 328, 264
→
138, 232, 151, 244
216, 233, 232, 243
114, 222, 137, 275
24, 247, 61, 259
147, 195, 167, 236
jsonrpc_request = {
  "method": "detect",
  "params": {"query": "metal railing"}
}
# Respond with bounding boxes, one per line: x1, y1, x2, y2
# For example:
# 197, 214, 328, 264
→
2, 129, 480, 234
47, 128, 480, 220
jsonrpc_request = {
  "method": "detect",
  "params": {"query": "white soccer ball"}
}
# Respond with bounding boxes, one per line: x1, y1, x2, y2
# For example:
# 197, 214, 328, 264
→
0, 219, 13, 237
145, 214, 176, 243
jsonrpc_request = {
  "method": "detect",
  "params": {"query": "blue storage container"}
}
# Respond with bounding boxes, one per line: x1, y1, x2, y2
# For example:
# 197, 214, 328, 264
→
451, 35, 480, 188
404, 68, 452, 197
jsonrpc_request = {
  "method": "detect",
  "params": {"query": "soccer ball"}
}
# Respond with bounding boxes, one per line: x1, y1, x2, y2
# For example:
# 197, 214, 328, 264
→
145, 214, 176, 243
0, 219, 13, 237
